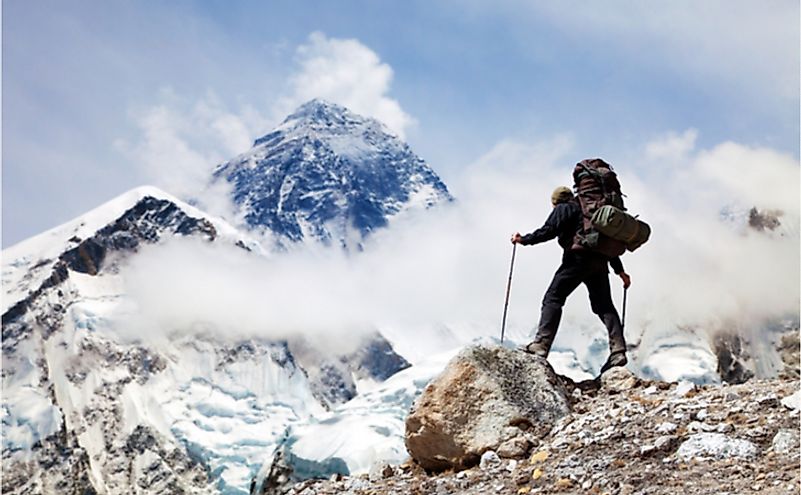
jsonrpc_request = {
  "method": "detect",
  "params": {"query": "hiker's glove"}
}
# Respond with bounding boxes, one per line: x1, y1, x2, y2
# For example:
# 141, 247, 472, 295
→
619, 272, 631, 289
511, 232, 522, 244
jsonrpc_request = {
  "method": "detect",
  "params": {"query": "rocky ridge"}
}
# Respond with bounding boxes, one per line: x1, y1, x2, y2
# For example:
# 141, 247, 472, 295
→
271, 346, 800, 495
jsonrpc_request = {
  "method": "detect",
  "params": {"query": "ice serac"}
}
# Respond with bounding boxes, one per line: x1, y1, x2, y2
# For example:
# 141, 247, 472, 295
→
212, 99, 452, 248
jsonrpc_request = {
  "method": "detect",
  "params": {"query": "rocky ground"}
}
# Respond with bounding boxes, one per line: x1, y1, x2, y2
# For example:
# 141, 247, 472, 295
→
277, 369, 799, 495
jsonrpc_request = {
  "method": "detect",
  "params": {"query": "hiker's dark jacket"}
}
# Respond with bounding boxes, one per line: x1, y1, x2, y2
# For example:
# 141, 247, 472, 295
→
519, 200, 625, 274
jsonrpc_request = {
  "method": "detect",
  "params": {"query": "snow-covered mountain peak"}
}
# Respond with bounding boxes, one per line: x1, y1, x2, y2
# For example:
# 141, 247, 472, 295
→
215, 100, 452, 247
1, 185, 262, 316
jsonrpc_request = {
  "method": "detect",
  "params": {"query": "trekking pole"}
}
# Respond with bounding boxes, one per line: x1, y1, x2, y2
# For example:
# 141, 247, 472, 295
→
500, 243, 517, 343
622, 286, 628, 330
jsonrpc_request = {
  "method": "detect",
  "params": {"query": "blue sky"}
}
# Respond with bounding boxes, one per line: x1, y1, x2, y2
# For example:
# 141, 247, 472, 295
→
3, 0, 799, 247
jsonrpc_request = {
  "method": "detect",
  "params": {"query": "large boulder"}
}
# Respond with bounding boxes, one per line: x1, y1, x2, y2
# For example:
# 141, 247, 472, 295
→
404, 345, 571, 471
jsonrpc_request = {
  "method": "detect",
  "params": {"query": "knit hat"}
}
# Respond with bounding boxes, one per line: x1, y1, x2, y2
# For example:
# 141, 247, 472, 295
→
551, 186, 574, 205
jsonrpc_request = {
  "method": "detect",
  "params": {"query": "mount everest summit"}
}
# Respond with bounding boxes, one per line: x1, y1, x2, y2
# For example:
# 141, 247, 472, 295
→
1, 100, 796, 494
211, 99, 452, 248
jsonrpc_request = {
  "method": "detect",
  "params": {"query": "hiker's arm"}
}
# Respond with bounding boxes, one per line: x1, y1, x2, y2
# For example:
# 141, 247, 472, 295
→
610, 256, 632, 288
514, 207, 564, 245
610, 256, 624, 274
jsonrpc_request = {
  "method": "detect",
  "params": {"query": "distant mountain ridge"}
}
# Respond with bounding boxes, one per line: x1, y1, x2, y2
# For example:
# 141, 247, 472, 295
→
212, 99, 452, 247
1, 185, 412, 494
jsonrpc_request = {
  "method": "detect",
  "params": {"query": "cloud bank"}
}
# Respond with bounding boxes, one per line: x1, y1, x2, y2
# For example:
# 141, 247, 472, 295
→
118, 130, 799, 369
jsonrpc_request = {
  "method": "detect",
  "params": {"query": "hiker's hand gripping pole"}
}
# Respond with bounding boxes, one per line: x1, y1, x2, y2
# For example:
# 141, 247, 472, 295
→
500, 240, 518, 343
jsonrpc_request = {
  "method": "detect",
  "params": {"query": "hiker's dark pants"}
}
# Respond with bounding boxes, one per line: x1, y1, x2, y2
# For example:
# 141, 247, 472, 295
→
533, 251, 626, 355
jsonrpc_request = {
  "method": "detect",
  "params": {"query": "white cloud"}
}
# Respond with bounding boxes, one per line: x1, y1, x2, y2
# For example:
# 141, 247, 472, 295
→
645, 129, 698, 162
118, 131, 798, 374
276, 32, 415, 138
118, 90, 270, 221
695, 142, 800, 214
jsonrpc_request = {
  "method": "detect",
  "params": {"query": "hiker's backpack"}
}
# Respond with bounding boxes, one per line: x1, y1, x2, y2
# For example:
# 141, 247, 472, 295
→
571, 158, 650, 257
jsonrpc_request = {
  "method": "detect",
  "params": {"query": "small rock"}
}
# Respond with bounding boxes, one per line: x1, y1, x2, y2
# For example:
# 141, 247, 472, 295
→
696, 409, 708, 421
771, 429, 799, 453
781, 390, 800, 411
677, 433, 759, 460
641, 436, 676, 457
716, 423, 734, 433
757, 394, 780, 408
582, 479, 593, 490
368, 462, 394, 481
555, 478, 572, 489
529, 450, 549, 464
675, 381, 696, 397
656, 422, 677, 434
654, 435, 677, 451
725, 391, 740, 401
643, 385, 658, 395
601, 367, 640, 392
456, 470, 468, 479
506, 460, 518, 472
498, 436, 531, 458
480, 450, 502, 470
687, 421, 715, 433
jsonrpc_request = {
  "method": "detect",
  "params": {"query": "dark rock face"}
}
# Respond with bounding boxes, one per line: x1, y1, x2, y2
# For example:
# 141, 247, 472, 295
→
777, 331, 800, 379
341, 332, 411, 382
213, 99, 452, 247
714, 333, 755, 385
1, 416, 97, 495
258, 447, 349, 495
2, 196, 216, 327
285, 333, 410, 410
60, 196, 217, 275
747, 207, 782, 232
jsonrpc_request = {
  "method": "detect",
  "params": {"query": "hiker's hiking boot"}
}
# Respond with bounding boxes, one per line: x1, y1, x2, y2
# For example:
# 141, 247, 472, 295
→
600, 351, 627, 374
521, 341, 549, 358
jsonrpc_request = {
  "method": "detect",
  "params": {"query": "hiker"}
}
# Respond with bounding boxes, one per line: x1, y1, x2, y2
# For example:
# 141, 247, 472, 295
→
511, 186, 631, 373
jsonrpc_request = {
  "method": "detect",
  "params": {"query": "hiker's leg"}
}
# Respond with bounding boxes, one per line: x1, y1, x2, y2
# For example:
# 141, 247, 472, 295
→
585, 270, 626, 355
528, 260, 583, 356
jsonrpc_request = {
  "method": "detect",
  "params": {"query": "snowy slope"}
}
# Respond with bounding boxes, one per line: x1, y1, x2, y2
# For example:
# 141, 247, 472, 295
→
212, 99, 452, 248
1, 187, 410, 494
2, 186, 263, 315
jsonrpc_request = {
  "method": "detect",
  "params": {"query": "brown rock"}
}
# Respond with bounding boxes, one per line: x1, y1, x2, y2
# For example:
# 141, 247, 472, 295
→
497, 436, 531, 458
600, 367, 640, 392
404, 345, 571, 471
